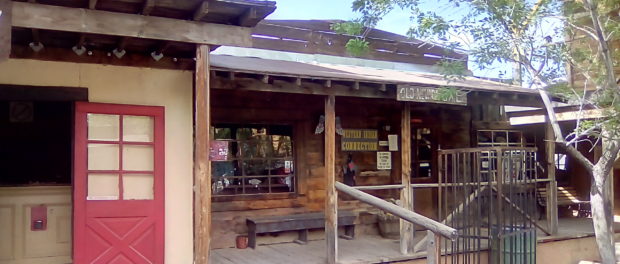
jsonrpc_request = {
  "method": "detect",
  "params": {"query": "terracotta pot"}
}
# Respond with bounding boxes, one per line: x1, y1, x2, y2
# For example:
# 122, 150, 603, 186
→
236, 235, 248, 249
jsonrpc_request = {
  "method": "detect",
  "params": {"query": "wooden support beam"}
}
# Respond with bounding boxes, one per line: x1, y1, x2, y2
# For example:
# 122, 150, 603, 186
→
426, 231, 440, 264
353, 81, 360, 90
0, 0, 12, 62
194, 44, 211, 264
141, 0, 155, 15
545, 119, 558, 235
324, 79, 332, 88
211, 76, 397, 99
88, 0, 97, 9
193, 0, 209, 21
325, 95, 338, 264
237, 7, 257, 27
400, 103, 413, 255
261, 74, 269, 84
12, 1, 252, 47
295, 77, 302, 86
335, 182, 459, 239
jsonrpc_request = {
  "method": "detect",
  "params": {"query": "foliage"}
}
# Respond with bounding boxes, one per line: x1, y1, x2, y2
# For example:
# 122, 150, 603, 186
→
348, 0, 620, 262
330, 21, 371, 57
346, 38, 371, 56
438, 59, 467, 82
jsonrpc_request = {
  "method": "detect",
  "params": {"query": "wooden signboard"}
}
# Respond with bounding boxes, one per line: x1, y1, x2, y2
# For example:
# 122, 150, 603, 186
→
341, 129, 378, 151
397, 85, 467, 105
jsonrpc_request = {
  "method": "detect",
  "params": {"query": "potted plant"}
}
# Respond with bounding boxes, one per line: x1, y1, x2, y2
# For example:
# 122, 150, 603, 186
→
376, 198, 401, 239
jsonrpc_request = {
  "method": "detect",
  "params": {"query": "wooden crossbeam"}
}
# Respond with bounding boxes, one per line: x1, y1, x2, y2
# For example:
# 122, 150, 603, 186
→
12, 1, 253, 47
193, 1, 209, 21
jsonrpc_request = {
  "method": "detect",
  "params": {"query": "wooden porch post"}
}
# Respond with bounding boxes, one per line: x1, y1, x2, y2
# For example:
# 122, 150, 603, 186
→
545, 119, 558, 234
325, 95, 338, 264
0, 0, 12, 62
194, 44, 212, 264
400, 102, 414, 254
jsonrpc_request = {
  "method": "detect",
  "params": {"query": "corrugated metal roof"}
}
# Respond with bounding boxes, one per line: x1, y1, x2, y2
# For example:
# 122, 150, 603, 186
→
210, 54, 538, 95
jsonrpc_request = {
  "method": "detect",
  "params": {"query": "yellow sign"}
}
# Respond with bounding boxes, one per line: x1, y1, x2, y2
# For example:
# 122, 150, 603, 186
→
342, 129, 378, 151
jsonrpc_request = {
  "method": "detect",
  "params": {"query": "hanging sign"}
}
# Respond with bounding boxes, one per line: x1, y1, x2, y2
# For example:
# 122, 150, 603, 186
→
341, 129, 378, 151
377, 152, 392, 170
397, 85, 467, 105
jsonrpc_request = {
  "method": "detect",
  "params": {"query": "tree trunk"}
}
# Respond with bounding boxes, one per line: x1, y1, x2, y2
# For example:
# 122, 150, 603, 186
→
591, 134, 619, 264
590, 168, 616, 264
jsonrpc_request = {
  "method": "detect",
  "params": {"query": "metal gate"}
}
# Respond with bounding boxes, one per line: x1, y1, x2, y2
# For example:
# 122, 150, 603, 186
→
437, 147, 538, 264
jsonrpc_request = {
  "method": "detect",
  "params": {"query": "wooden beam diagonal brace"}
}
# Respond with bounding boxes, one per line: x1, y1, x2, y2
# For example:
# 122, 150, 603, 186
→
12, 1, 253, 47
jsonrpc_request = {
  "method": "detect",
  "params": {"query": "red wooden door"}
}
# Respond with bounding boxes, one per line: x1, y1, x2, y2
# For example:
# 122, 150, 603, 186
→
73, 102, 165, 264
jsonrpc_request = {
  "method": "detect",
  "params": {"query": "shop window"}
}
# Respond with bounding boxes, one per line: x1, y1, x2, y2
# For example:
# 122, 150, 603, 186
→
211, 125, 295, 196
412, 127, 434, 178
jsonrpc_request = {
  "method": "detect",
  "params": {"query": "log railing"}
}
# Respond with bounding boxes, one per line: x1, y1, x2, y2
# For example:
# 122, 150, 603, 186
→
335, 181, 458, 264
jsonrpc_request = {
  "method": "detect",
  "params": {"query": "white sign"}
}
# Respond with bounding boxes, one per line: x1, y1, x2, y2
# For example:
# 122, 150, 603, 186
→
377, 152, 392, 170
388, 135, 398, 151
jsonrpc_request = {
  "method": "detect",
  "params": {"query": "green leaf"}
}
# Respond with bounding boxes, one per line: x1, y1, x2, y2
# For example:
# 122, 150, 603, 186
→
345, 38, 371, 57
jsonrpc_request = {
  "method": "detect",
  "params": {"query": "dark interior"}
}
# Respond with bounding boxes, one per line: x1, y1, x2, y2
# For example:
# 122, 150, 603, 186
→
0, 101, 72, 186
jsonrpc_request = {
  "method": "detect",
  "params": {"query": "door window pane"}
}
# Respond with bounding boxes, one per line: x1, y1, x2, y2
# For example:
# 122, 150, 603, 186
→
123, 115, 154, 142
87, 174, 119, 200
88, 144, 119, 170
122, 145, 154, 171
88, 114, 119, 141
123, 174, 154, 200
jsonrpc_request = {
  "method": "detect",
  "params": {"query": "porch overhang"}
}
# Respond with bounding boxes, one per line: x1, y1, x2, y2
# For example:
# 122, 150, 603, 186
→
209, 54, 553, 107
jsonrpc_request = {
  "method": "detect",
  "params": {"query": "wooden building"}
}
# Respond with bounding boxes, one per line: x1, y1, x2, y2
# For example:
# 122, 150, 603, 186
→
0, 1, 611, 264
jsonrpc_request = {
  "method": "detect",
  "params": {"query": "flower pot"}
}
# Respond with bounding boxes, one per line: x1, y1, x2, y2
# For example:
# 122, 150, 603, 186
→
236, 235, 248, 249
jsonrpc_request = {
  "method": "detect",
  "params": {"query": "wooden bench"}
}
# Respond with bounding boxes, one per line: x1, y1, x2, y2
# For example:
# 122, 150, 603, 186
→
246, 211, 356, 249
537, 186, 590, 217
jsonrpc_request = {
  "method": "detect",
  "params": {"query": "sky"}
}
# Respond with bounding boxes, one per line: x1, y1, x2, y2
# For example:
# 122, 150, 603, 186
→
265, 0, 509, 79
266, 0, 412, 36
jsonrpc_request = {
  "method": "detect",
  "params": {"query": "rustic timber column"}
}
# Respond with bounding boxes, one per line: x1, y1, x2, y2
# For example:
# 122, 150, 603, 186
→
325, 95, 338, 264
0, 0, 11, 62
400, 103, 413, 254
194, 44, 212, 264
545, 119, 558, 234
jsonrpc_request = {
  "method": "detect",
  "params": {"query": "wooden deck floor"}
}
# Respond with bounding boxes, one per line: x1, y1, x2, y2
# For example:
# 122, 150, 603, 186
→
210, 236, 421, 264
210, 217, 615, 264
